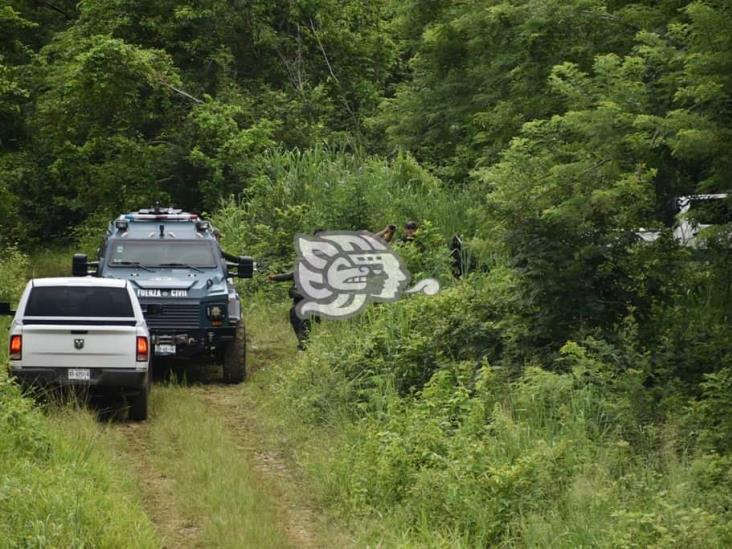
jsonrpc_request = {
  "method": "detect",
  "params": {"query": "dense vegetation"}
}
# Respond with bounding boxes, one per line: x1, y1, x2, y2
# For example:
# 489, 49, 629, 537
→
2, 0, 732, 545
0, 376, 159, 546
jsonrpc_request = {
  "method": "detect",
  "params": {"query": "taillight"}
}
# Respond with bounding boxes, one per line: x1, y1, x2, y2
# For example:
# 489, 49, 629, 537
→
136, 336, 149, 362
9, 335, 22, 360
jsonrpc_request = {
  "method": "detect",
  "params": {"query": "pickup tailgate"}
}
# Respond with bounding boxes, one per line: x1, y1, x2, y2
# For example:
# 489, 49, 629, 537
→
21, 324, 139, 369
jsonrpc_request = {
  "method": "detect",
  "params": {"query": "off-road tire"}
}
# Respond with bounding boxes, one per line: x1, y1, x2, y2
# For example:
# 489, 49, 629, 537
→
223, 323, 246, 384
129, 371, 150, 421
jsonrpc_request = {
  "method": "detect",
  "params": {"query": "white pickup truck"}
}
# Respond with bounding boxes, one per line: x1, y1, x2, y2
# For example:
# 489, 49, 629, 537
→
3, 278, 151, 420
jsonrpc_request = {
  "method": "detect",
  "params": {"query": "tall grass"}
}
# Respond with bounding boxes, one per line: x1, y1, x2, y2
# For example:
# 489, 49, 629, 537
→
213, 146, 474, 294
0, 372, 159, 547
248, 285, 732, 547
25, 247, 74, 278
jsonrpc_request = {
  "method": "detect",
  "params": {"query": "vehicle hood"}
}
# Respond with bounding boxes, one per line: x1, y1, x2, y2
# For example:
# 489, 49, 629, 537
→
104, 269, 229, 299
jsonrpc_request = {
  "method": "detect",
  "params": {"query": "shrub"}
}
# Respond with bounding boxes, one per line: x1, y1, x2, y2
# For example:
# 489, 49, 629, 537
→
0, 246, 28, 304
211, 146, 474, 296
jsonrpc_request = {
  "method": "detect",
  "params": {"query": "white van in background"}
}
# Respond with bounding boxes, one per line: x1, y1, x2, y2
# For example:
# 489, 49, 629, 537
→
3, 278, 151, 420
637, 193, 731, 247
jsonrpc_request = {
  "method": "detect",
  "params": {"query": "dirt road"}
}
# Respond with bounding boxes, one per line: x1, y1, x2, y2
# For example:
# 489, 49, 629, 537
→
106, 312, 344, 548
114, 385, 326, 548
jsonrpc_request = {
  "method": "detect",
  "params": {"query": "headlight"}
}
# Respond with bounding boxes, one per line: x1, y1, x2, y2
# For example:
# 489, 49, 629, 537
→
206, 304, 226, 325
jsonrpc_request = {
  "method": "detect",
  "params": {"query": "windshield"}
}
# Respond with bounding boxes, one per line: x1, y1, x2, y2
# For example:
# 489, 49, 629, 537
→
26, 286, 134, 317
107, 241, 219, 268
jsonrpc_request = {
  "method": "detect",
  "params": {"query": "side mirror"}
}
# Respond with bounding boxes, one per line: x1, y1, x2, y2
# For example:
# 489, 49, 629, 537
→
144, 304, 163, 316
72, 253, 89, 276
0, 303, 14, 316
223, 251, 255, 278
237, 256, 254, 279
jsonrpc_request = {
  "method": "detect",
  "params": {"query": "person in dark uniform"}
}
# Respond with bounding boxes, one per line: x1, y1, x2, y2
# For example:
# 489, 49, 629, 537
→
399, 221, 419, 244
268, 228, 327, 350
267, 270, 314, 350
449, 233, 464, 278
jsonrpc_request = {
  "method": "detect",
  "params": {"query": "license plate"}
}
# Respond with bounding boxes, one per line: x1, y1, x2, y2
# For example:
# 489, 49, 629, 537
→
68, 368, 91, 381
155, 344, 176, 356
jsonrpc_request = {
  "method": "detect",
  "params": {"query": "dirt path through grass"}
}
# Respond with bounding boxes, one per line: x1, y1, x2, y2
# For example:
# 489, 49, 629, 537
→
21, 256, 337, 546
193, 384, 323, 548
106, 303, 341, 548
114, 383, 320, 548
116, 421, 201, 548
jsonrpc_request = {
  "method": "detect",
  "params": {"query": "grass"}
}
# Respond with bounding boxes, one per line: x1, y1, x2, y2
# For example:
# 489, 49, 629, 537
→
94, 297, 345, 548
143, 384, 293, 548
240, 293, 732, 548
26, 247, 74, 279
243, 294, 299, 368
0, 381, 159, 548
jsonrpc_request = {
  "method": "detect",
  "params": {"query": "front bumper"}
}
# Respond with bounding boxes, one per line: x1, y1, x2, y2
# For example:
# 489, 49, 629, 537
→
149, 327, 236, 359
10, 367, 148, 393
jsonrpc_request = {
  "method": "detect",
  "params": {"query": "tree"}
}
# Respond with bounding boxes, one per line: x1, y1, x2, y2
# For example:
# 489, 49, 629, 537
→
478, 53, 657, 347
373, 0, 686, 181
14, 33, 182, 236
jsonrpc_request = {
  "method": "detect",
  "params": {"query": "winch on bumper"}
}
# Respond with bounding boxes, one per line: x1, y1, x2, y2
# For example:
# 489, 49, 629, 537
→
149, 328, 236, 357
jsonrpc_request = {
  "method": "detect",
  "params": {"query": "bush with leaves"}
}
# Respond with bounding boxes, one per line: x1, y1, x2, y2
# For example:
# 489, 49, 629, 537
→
266, 301, 732, 545
211, 146, 472, 296
0, 246, 28, 305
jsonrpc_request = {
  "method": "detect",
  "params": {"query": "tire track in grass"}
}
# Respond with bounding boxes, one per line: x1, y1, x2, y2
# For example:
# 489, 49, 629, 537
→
116, 382, 333, 548
111, 300, 343, 548
116, 421, 200, 548
193, 384, 323, 549
116, 385, 293, 549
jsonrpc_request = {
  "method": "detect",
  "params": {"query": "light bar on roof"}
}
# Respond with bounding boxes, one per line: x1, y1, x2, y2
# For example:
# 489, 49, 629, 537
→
128, 213, 197, 221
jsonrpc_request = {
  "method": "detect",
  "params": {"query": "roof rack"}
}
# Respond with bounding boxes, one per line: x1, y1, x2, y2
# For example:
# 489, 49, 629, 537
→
138, 206, 183, 215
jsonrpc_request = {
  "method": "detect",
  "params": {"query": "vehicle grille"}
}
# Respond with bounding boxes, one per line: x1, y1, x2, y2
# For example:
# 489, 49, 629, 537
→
143, 303, 200, 330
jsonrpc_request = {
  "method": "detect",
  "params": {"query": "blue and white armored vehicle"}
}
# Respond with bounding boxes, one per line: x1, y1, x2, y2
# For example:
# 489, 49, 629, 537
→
72, 207, 253, 383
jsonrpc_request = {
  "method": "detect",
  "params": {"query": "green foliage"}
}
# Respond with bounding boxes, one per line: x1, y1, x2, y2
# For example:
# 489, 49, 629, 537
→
179, 99, 275, 210
4, 0, 732, 545
0, 371, 158, 547
0, 0, 403, 241
262, 289, 732, 545
212, 146, 469, 295
0, 246, 28, 304
75, 0, 398, 137
0, 371, 50, 460
691, 368, 732, 453
4, 32, 184, 238
374, 0, 646, 179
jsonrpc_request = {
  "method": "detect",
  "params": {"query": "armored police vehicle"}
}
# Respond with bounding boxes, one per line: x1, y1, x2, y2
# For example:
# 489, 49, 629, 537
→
72, 207, 253, 383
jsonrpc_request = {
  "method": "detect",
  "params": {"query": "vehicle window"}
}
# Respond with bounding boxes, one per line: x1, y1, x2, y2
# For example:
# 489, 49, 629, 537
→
107, 241, 218, 268
688, 200, 732, 225
25, 287, 134, 317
